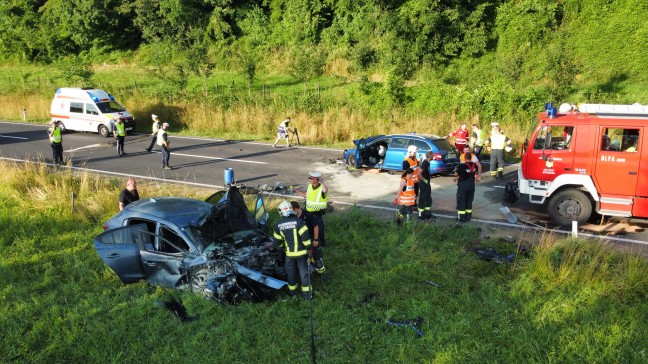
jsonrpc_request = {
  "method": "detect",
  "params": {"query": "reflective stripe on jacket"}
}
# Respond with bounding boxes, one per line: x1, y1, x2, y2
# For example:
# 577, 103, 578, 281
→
404, 157, 419, 183
273, 215, 311, 257
399, 176, 416, 206
306, 184, 327, 212
448, 128, 469, 145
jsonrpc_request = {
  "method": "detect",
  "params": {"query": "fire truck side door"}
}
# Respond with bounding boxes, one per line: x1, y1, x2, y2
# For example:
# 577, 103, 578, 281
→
593, 127, 640, 196
526, 125, 575, 181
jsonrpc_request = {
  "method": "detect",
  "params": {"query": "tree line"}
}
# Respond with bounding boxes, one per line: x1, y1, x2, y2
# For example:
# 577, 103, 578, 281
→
2, 0, 647, 122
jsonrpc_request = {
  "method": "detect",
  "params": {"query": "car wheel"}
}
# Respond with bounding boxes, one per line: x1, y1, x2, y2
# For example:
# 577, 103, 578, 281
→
547, 189, 592, 227
98, 124, 110, 137
346, 153, 357, 168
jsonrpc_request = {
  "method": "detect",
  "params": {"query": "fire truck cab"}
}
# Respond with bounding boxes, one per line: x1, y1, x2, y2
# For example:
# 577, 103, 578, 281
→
518, 103, 648, 226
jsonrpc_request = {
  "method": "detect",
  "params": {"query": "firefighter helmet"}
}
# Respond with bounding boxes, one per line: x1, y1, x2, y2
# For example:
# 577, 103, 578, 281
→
407, 145, 417, 157
278, 200, 294, 216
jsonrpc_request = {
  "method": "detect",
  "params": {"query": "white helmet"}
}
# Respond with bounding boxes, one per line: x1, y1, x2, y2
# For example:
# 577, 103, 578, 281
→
407, 145, 417, 157
278, 200, 294, 216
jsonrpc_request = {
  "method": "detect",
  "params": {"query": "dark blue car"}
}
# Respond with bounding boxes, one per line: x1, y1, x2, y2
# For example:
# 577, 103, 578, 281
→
343, 133, 459, 174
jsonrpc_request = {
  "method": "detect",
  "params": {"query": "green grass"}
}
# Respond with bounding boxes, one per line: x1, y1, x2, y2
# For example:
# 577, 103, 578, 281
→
1, 160, 647, 363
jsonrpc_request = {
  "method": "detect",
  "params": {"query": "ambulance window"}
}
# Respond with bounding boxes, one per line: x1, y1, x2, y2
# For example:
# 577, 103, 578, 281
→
86, 103, 99, 115
70, 102, 84, 113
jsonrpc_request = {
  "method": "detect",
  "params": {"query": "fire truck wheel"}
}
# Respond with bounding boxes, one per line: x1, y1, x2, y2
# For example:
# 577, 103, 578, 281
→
547, 189, 592, 227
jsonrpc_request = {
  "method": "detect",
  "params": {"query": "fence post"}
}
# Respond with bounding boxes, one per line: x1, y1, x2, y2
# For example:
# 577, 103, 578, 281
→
23, 108, 27, 121
215, 83, 218, 95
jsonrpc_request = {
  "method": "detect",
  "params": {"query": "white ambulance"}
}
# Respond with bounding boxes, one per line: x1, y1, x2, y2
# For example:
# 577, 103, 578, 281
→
50, 88, 136, 137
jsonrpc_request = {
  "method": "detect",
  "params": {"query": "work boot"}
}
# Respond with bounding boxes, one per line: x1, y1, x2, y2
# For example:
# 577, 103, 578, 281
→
497, 171, 503, 179
466, 212, 472, 222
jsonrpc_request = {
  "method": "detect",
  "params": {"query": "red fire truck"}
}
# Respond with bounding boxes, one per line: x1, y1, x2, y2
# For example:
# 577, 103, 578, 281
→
517, 103, 647, 226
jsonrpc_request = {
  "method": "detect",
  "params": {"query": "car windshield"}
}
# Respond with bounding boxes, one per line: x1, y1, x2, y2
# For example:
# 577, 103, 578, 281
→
96, 101, 126, 113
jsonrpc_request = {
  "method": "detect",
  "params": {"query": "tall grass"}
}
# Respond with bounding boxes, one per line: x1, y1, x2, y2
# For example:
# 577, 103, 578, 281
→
1, 160, 647, 363
0, 65, 536, 146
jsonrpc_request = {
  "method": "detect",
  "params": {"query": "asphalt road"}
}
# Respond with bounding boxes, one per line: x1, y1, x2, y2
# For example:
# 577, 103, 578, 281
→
2, 121, 647, 247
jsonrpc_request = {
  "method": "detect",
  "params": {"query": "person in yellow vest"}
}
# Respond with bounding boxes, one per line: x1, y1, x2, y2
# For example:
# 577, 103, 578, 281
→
112, 116, 127, 156
393, 168, 416, 225
470, 124, 485, 160
146, 114, 162, 152
157, 122, 172, 169
47, 120, 64, 165
484, 125, 512, 179
296, 171, 328, 279
402, 145, 420, 201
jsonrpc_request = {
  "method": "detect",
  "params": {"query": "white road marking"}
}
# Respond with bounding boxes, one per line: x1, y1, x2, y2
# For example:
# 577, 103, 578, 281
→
1, 155, 647, 246
65, 144, 104, 152
0, 135, 28, 140
169, 151, 268, 164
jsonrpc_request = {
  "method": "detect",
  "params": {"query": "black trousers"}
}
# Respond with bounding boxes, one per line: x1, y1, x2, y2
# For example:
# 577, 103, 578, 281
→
147, 134, 157, 151
418, 180, 432, 211
456, 184, 475, 212
311, 213, 326, 273
161, 146, 171, 166
50, 142, 63, 164
116, 135, 125, 155
285, 256, 309, 295
473, 145, 483, 160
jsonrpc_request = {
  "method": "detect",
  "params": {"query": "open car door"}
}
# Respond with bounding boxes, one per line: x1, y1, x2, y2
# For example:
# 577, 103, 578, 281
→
356, 138, 368, 166
253, 195, 269, 229
93, 224, 152, 283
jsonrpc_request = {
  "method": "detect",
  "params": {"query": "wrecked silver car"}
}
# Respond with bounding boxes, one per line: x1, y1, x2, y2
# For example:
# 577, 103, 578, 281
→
94, 187, 286, 304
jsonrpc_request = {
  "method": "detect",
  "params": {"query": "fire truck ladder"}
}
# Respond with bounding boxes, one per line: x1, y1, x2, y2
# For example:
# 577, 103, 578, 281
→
577, 103, 648, 118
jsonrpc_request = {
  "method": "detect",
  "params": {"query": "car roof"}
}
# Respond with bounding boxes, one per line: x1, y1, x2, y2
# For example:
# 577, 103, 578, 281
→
389, 133, 444, 141
125, 197, 213, 227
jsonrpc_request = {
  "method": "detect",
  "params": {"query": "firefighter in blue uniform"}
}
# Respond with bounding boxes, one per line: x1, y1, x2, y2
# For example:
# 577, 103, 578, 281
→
273, 201, 312, 300
454, 152, 477, 222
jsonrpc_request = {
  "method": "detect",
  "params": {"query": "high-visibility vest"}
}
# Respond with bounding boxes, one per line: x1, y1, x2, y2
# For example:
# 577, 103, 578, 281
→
306, 184, 327, 212
156, 129, 167, 146
404, 157, 419, 183
49, 127, 61, 143
399, 176, 416, 206
114, 122, 125, 136
473, 129, 485, 146
489, 133, 508, 149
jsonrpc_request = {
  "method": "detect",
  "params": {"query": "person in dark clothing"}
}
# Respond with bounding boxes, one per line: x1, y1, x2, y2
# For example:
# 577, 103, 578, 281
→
146, 114, 162, 152
112, 116, 126, 156
416, 151, 434, 220
273, 201, 313, 300
119, 177, 140, 211
454, 153, 477, 222
291, 201, 327, 280
157, 122, 172, 169
47, 120, 64, 165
